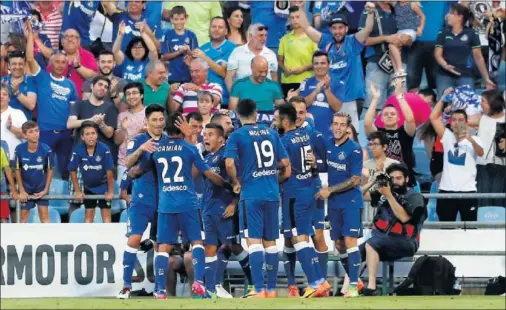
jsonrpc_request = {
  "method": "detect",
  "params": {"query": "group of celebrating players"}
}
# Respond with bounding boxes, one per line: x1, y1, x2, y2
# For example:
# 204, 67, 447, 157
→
118, 92, 364, 300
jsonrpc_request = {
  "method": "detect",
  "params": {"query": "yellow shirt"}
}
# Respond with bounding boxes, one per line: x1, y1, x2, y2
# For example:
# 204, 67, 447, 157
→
0, 148, 8, 181
164, 2, 223, 46
278, 31, 318, 84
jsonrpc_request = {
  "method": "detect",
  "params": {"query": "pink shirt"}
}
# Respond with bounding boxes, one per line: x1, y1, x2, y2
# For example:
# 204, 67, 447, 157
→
47, 47, 98, 100
116, 107, 146, 167
173, 82, 223, 115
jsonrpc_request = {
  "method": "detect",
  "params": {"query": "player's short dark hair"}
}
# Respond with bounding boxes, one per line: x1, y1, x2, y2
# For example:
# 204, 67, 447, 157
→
386, 162, 409, 179
236, 99, 257, 118
205, 123, 225, 137
145, 104, 165, 119
186, 111, 203, 123
210, 112, 229, 124
166, 112, 183, 136
124, 81, 144, 96
98, 49, 114, 60
418, 88, 436, 103
91, 76, 110, 87
171, 5, 187, 17
451, 109, 468, 121
21, 120, 38, 133
80, 121, 98, 136
312, 51, 329, 63
367, 131, 388, 146
288, 96, 306, 105
276, 103, 297, 124
332, 112, 352, 127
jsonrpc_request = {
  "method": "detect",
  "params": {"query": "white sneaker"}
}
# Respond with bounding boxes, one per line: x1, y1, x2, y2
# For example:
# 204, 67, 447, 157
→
117, 287, 131, 299
215, 284, 233, 298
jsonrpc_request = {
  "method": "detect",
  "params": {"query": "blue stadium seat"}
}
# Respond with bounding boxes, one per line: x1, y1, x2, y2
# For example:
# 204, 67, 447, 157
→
478, 207, 506, 222
27, 207, 61, 223
119, 209, 128, 223
426, 181, 439, 222
69, 207, 103, 223
413, 182, 421, 193
358, 120, 368, 149
414, 147, 430, 176
48, 179, 70, 215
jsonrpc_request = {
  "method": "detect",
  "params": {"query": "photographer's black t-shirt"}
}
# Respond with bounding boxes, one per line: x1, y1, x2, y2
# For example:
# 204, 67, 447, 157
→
378, 126, 416, 186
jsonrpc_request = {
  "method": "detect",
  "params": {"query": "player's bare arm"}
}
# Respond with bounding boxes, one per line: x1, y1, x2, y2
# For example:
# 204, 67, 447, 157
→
316, 175, 361, 199
225, 158, 240, 193
125, 139, 157, 169
277, 158, 291, 183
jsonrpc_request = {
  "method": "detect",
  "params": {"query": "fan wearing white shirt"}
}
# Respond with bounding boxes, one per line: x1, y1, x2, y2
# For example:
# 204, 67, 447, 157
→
430, 87, 484, 222
0, 83, 27, 160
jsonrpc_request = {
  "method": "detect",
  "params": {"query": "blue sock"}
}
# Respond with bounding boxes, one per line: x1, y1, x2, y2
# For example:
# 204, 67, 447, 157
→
204, 256, 218, 292
215, 247, 230, 285
316, 249, 329, 280
283, 247, 297, 287
249, 244, 265, 292
236, 250, 252, 285
294, 242, 318, 288
347, 247, 361, 285
265, 246, 279, 292
192, 245, 205, 283
153, 251, 159, 292
122, 246, 138, 288
309, 247, 323, 283
155, 252, 169, 291
340, 253, 349, 277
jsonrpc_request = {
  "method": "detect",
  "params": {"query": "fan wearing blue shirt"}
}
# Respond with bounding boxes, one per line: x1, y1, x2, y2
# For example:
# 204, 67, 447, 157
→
161, 6, 199, 84
151, 112, 230, 299
68, 122, 114, 224
315, 112, 364, 298
224, 99, 291, 298
14, 121, 55, 224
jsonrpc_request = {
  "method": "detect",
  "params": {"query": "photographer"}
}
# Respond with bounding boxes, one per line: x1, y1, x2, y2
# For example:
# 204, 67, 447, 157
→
361, 163, 426, 296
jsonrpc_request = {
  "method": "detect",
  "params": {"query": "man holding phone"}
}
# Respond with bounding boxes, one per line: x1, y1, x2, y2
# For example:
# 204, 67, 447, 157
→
429, 88, 484, 221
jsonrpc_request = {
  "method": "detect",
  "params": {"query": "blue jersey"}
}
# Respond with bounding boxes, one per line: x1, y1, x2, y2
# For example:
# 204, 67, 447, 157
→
67, 142, 114, 194
313, 1, 347, 34
111, 11, 162, 51
325, 138, 363, 208
150, 137, 210, 213
249, 1, 287, 49
61, 1, 99, 45
126, 133, 168, 208
32, 67, 78, 131
318, 34, 365, 102
161, 29, 199, 83
200, 40, 236, 105
202, 147, 235, 216
224, 124, 288, 201
120, 169, 133, 194
1, 74, 36, 120
14, 142, 55, 193
299, 76, 334, 140
120, 57, 149, 82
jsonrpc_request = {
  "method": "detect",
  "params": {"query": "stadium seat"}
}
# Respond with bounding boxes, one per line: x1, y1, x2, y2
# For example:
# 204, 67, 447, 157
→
27, 207, 61, 223
413, 181, 421, 193
426, 181, 439, 222
69, 207, 103, 223
478, 207, 506, 222
414, 147, 430, 176
48, 179, 70, 215
119, 209, 128, 223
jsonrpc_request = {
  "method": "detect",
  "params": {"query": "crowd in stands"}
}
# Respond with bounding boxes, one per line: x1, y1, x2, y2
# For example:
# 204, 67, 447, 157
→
0, 0, 505, 225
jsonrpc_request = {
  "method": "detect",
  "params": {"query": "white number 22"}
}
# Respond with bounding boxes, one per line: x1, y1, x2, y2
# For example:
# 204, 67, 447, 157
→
157, 156, 184, 183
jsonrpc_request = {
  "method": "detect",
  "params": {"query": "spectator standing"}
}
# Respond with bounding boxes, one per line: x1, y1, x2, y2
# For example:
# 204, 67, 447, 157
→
278, 7, 318, 97
33, 0, 63, 50
430, 89, 484, 222
299, 3, 375, 129
249, 0, 287, 53
161, 6, 199, 85
312, 1, 348, 34
26, 23, 78, 179
142, 60, 169, 108
169, 58, 223, 115
434, 4, 495, 98
197, 17, 236, 108
476, 90, 506, 207
225, 24, 279, 91
1, 51, 36, 120
82, 50, 128, 110
113, 21, 159, 82
0, 83, 27, 160
50, 28, 99, 100
364, 82, 417, 187
68, 122, 114, 223
225, 6, 247, 46
0, 147, 17, 223
229, 56, 285, 125
163, 2, 223, 48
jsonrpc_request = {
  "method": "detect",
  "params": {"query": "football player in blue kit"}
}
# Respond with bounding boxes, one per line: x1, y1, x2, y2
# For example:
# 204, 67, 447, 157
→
118, 103, 168, 299
151, 112, 232, 299
224, 99, 291, 298
315, 112, 364, 298
276, 104, 331, 298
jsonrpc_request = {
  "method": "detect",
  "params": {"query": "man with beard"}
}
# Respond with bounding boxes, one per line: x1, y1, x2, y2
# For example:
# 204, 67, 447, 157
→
361, 162, 426, 296
297, 2, 376, 129
82, 50, 128, 110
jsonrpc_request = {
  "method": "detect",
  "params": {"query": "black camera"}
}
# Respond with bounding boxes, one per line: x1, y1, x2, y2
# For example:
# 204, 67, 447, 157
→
376, 173, 391, 188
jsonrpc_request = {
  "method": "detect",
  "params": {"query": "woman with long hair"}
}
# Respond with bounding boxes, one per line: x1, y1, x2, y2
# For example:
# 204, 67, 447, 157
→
224, 6, 247, 46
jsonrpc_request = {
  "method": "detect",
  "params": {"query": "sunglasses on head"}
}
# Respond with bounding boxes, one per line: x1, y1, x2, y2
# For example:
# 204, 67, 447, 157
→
257, 25, 268, 31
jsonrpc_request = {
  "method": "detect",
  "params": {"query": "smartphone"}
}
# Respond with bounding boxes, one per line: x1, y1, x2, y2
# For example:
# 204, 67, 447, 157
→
456, 123, 466, 136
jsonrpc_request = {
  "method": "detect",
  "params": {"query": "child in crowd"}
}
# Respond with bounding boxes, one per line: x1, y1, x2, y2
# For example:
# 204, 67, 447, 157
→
197, 91, 216, 128
14, 121, 55, 223
68, 121, 114, 223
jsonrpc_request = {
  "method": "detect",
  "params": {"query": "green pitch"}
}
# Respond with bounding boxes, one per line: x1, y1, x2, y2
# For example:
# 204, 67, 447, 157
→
2, 296, 505, 309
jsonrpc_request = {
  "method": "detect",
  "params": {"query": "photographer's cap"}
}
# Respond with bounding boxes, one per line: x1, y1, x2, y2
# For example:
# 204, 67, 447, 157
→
328, 13, 348, 27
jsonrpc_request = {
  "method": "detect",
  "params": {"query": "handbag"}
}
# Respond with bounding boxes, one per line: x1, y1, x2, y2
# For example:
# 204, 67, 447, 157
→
375, 9, 394, 74
89, 12, 108, 58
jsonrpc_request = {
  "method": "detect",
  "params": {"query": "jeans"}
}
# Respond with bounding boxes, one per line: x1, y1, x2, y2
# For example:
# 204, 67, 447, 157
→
364, 62, 394, 111
406, 41, 438, 91
498, 60, 506, 92
436, 73, 474, 99
116, 165, 127, 210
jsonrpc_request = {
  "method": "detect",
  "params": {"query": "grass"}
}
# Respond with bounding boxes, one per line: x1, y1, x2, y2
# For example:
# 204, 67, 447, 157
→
1, 296, 505, 309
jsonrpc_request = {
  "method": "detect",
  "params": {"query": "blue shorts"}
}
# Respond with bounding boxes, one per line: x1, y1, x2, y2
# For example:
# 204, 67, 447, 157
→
239, 199, 279, 241
281, 190, 316, 238
21, 199, 49, 210
39, 130, 73, 177
313, 199, 326, 231
203, 213, 239, 246
328, 208, 362, 240
126, 203, 156, 237
157, 209, 204, 245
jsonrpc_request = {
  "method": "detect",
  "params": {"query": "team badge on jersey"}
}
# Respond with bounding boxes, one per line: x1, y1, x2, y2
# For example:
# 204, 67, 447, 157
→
36, 156, 42, 163
338, 152, 345, 160
95, 156, 102, 162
